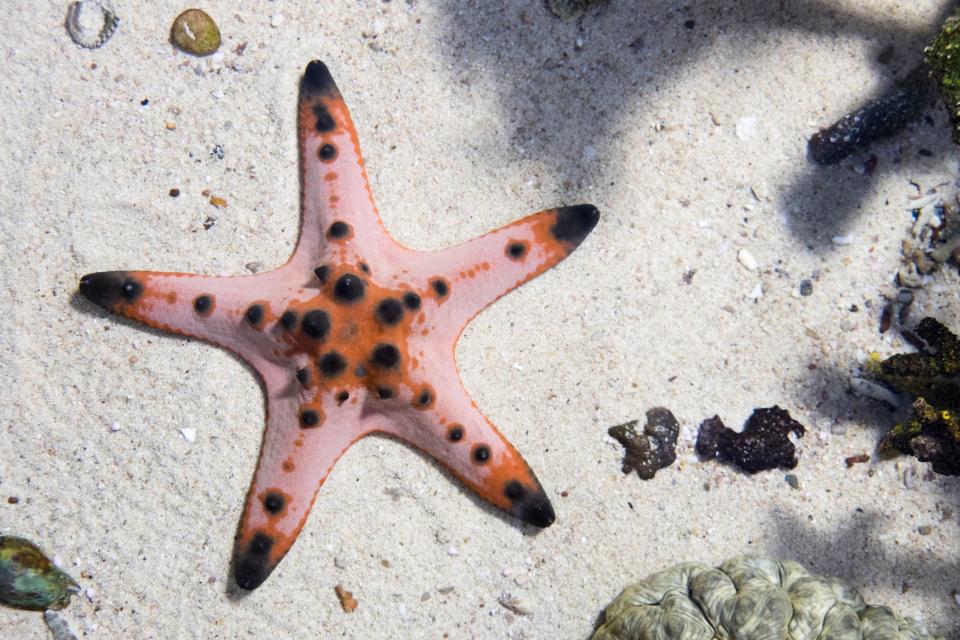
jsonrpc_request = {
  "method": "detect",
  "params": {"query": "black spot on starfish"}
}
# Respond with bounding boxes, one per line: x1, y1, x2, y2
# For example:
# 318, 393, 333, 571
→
246, 304, 264, 326
193, 294, 214, 316
301, 310, 331, 340
506, 242, 528, 260
318, 351, 347, 377
327, 221, 350, 239
318, 143, 337, 161
264, 492, 285, 515
371, 343, 400, 369
376, 298, 403, 325
312, 104, 335, 133
300, 409, 320, 427
402, 292, 421, 310
281, 310, 298, 331
472, 444, 490, 464
334, 274, 365, 302
430, 278, 449, 298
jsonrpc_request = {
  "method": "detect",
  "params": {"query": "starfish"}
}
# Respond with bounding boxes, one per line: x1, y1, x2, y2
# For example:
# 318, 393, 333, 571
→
78, 61, 599, 590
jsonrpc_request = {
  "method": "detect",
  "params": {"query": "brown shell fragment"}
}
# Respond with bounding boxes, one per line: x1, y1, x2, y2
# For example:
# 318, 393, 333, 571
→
696, 406, 805, 473
171, 9, 221, 56
334, 584, 358, 612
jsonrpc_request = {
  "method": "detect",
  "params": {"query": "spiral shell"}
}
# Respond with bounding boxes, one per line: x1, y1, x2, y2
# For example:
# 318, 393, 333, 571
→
592, 555, 942, 640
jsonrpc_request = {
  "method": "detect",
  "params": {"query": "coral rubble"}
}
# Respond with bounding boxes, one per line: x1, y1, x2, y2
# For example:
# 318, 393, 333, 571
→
696, 406, 805, 473
877, 317, 960, 475
608, 407, 679, 480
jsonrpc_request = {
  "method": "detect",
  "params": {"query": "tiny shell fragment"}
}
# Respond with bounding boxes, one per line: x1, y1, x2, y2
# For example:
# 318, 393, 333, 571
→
0, 536, 79, 611
334, 584, 357, 612
43, 611, 79, 640
171, 9, 221, 56
737, 248, 759, 271
209, 195, 228, 208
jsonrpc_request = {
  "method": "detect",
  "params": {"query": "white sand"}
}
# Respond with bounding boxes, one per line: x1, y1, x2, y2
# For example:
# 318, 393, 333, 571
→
2, 1, 959, 637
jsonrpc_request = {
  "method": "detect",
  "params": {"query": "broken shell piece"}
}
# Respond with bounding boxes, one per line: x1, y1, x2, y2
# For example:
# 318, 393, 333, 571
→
43, 611, 79, 640
171, 9, 221, 56
497, 593, 533, 616
850, 376, 902, 408
65, 0, 119, 49
0, 536, 79, 611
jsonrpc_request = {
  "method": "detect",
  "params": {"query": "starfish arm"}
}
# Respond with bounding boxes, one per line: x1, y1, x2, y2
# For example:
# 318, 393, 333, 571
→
78, 270, 289, 364
372, 360, 556, 528
290, 61, 397, 270
233, 380, 366, 590
414, 205, 599, 337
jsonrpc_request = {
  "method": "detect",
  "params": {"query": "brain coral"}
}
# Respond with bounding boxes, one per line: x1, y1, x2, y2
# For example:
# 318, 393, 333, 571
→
592, 555, 941, 640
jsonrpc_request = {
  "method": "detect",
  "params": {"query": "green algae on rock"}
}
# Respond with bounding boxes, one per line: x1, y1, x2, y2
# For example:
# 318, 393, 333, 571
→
0, 535, 78, 611
608, 407, 679, 480
591, 555, 943, 640
877, 317, 960, 475
171, 9, 221, 56
925, 8, 960, 143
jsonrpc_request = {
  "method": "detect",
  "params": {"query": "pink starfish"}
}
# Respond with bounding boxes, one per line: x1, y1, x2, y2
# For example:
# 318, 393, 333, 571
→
79, 61, 599, 590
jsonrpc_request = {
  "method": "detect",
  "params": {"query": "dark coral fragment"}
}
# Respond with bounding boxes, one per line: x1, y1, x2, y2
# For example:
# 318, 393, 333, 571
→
696, 407, 805, 474
877, 317, 960, 475
808, 67, 932, 165
608, 407, 679, 480
809, 7, 960, 164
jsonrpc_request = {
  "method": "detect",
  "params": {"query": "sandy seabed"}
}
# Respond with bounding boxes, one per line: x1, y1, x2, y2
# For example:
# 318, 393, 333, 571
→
2, 1, 959, 638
